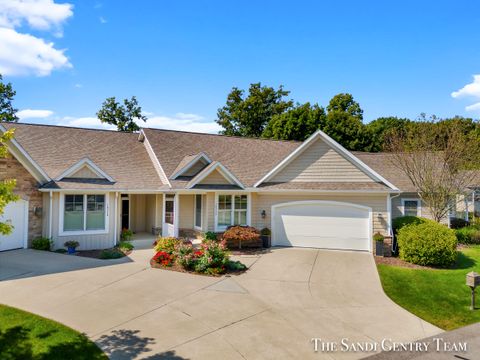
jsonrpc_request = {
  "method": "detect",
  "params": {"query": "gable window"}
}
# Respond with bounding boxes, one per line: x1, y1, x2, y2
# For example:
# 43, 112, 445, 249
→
402, 199, 421, 217
62, 194, 107, 233
194, 194, 202, 229
216, 194, 249, 230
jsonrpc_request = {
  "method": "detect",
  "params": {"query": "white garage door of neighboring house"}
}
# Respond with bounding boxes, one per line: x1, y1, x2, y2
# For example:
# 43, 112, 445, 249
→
0, 200, 28, 251
271, 201, 371, 251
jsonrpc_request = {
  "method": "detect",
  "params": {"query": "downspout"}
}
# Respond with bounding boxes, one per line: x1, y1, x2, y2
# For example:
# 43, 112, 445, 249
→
48, 191, 53, 239
389, 192, 401, 254
114, 192, 118, 246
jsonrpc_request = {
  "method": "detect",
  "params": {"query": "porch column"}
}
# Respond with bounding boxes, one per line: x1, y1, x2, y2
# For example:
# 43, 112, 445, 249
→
174, 194, 179, 237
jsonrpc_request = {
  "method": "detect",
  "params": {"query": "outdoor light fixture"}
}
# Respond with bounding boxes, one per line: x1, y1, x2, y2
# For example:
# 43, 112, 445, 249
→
466, 271, 480, 310
261, 210, 266, 219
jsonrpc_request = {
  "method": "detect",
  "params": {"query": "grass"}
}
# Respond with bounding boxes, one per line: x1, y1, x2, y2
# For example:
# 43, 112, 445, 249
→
0, 304, 106, 360
377, 245, 480, 330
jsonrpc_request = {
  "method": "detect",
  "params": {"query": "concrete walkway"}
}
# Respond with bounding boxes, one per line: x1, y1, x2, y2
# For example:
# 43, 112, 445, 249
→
0, 248, 442, 359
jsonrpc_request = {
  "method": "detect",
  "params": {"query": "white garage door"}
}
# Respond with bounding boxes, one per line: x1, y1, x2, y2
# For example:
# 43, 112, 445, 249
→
0, 199, 28, 251
272, 201, 371, 251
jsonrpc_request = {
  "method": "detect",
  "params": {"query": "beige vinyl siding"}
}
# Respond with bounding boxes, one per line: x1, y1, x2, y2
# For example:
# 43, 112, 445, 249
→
42, 192, 50, 238
69, 166, 101, 179
182, 159, 208, 177
206, 192, 215, 230
145, 194, 156, 232
155, 194, 163, 228
271, 138, 374, 183
252, 193, 389, 236
50, 192, 115, 250
130, 194, 146, 232
199, 169, 231, 185
179, 194, 194, 228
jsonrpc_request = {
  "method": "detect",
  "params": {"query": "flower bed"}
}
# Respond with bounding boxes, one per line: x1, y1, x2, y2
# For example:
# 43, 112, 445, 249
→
150, 237, 247, 276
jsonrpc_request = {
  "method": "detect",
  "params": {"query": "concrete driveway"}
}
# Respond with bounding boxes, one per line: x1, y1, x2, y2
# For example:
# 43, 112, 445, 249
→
0, 248, 442, 359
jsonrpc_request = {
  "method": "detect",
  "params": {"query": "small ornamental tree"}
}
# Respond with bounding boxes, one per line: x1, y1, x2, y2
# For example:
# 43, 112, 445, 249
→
0, 129, 19, 235
222, 226, 260, 249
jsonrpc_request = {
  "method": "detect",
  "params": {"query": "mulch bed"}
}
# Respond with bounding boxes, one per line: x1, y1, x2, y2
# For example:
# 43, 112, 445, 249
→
149, 259, 247, 277
374, 256, 439, 270
75, 249, 132, 259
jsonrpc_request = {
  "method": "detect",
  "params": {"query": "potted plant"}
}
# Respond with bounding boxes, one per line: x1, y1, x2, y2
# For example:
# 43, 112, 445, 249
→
373, 233, 384, 256
64, 240, 80, 254
260, 228, 271, 248
121, 228, 133, 241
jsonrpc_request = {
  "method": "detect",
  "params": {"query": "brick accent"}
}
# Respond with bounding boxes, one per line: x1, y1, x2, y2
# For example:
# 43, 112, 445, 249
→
0, 153, 43, 245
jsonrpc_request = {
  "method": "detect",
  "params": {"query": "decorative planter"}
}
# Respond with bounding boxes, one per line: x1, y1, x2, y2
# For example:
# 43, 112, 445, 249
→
261, 235, 271, 248
375, 241, 384, 256
67, 246, 76, 254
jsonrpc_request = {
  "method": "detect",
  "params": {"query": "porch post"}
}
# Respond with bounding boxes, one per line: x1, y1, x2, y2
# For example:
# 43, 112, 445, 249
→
48, 191, 53, 239
113, 192, 118, 246
174, 194, 180, 237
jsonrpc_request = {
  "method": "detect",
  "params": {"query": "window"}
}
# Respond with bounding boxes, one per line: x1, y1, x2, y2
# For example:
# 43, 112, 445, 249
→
402, 199, 420, 217
63, 194, 106, 232
165, 199, 174, 225
195, 194, 202, 229
216, 194, 248, 229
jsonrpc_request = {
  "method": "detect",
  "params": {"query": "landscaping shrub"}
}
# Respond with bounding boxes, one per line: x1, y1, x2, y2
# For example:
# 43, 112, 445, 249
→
204, 231, 218, 241
194, 240, 230, 273
222, 226, 261, 248
397, 222, 457, 267
118, 241, 134, 252
121, 228, 133, 241
152, 251, 174, 266
260, 228, 271, 236
226, 260, 247, 272
373, 232, 384, 242
455, 226, 480, 244
175, 242, 203, 270
392, 216, 429, 234
100, 249, 124, 259
31, 237, 52, 251
449, 217, 470, 229
154, 237, 181, 254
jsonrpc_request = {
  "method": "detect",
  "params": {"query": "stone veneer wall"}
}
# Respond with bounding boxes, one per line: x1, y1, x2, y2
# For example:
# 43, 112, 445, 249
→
0, 153, 43, 245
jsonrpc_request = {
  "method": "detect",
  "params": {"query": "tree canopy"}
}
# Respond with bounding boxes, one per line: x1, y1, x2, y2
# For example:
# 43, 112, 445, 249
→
0, 74, 18, 123
0, 129, 19, 235
216, 83, 293, 137
97, 96, 147, 132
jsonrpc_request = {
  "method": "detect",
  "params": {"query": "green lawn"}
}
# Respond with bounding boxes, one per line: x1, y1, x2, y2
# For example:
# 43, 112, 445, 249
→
0, 304, 106, 360
377, 245, 480, 330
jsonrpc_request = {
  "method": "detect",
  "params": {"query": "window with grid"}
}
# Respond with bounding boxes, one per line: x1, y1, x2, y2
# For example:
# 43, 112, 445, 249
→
218, 195, 232, 226
64, 194, 106, 232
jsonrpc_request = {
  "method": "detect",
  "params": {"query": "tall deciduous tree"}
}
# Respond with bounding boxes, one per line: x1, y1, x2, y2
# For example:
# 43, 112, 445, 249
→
216, 83, 293, 137
366, 116, 412, 152
97, 96, 147, 132
0, 74, 18, 123
386, 121, 480, 222
262, 102, 326, 141
0, 129, 19, 235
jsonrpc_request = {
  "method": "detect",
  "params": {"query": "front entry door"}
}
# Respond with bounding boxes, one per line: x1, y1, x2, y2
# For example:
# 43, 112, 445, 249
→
121, 198, 129, 229
162, 194, 176, 237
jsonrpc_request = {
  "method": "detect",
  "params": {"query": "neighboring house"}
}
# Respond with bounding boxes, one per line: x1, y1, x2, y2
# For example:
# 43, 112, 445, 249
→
0, 123, 477, 253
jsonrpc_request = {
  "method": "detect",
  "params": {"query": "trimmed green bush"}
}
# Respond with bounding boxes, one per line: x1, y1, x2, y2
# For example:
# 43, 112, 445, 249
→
154, 237, 180, 254
449, 217, 470, 229
31, 237, 52, 251
204, 231, 218, 241
373, 232, 384, 242
455, 226, 480, 244
100, 249, 124, 259
392, 216, 429, 234
118, 241, 134, 251
397, 222, 457, 267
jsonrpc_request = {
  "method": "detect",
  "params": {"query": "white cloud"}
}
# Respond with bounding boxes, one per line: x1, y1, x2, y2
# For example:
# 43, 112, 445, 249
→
0, 27, 71, 76
17, 108, 53, 120
0, 0, 72, 35
0, 0, 73, 77
452, 75, 480, 99
465, 102, 480, 112
99, 16, 107, 24
51, 112, 220, 133
74, 83, 82, 88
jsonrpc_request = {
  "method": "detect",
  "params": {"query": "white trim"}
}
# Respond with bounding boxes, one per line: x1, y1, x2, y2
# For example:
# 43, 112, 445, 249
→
23, 199, 29, 249
214, 192, 251, 232
187, 162, 245, 189
401, 198, 422, 217
140, 129, 171, 187
171, 152, 212, 179
59, 193, 109, 236
114, 192, 118, 246
48, 191, 53, 239
55, 158, 115, 182
271, 200, 373, 252
253, 129, 399, 191
162, 193, 178, 237
0, 124, 51, 183
193, 194, 203, 230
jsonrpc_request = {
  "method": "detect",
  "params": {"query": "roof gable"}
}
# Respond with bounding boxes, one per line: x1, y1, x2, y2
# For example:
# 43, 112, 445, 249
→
171, 152, 211, 179
187, 161, 244, 189
55, 158, 114, 182
255, 130, 399, 191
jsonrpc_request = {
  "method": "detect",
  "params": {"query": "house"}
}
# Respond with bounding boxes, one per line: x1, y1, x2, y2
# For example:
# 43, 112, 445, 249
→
0, 122, 476, 253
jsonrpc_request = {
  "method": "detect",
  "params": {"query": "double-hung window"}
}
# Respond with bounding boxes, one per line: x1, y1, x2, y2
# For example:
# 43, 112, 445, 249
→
402, 199, 421, 217
216, 194, 248, 230
63, 194, 106, 233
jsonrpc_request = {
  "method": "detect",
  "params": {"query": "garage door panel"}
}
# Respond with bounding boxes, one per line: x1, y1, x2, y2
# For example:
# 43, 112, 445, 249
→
0, 200, 27, 251
272, 201, 371, 251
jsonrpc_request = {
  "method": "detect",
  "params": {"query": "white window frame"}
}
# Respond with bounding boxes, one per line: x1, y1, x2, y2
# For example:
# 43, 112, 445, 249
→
194, 194, 203, 230
59, 193, 109, 236
401, 198, 421, 217
214, 193, 251, 232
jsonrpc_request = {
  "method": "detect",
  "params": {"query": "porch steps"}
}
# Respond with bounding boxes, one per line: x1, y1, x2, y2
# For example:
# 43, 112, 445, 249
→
131, 239, 155, 250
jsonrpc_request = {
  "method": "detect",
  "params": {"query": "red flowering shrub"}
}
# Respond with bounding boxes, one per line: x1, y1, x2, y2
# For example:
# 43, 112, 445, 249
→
222, 226, 261, 248
152, 251, 174, 267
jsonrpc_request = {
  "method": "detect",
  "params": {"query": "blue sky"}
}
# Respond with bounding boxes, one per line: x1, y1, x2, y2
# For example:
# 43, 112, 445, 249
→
1, 0, 480, 132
